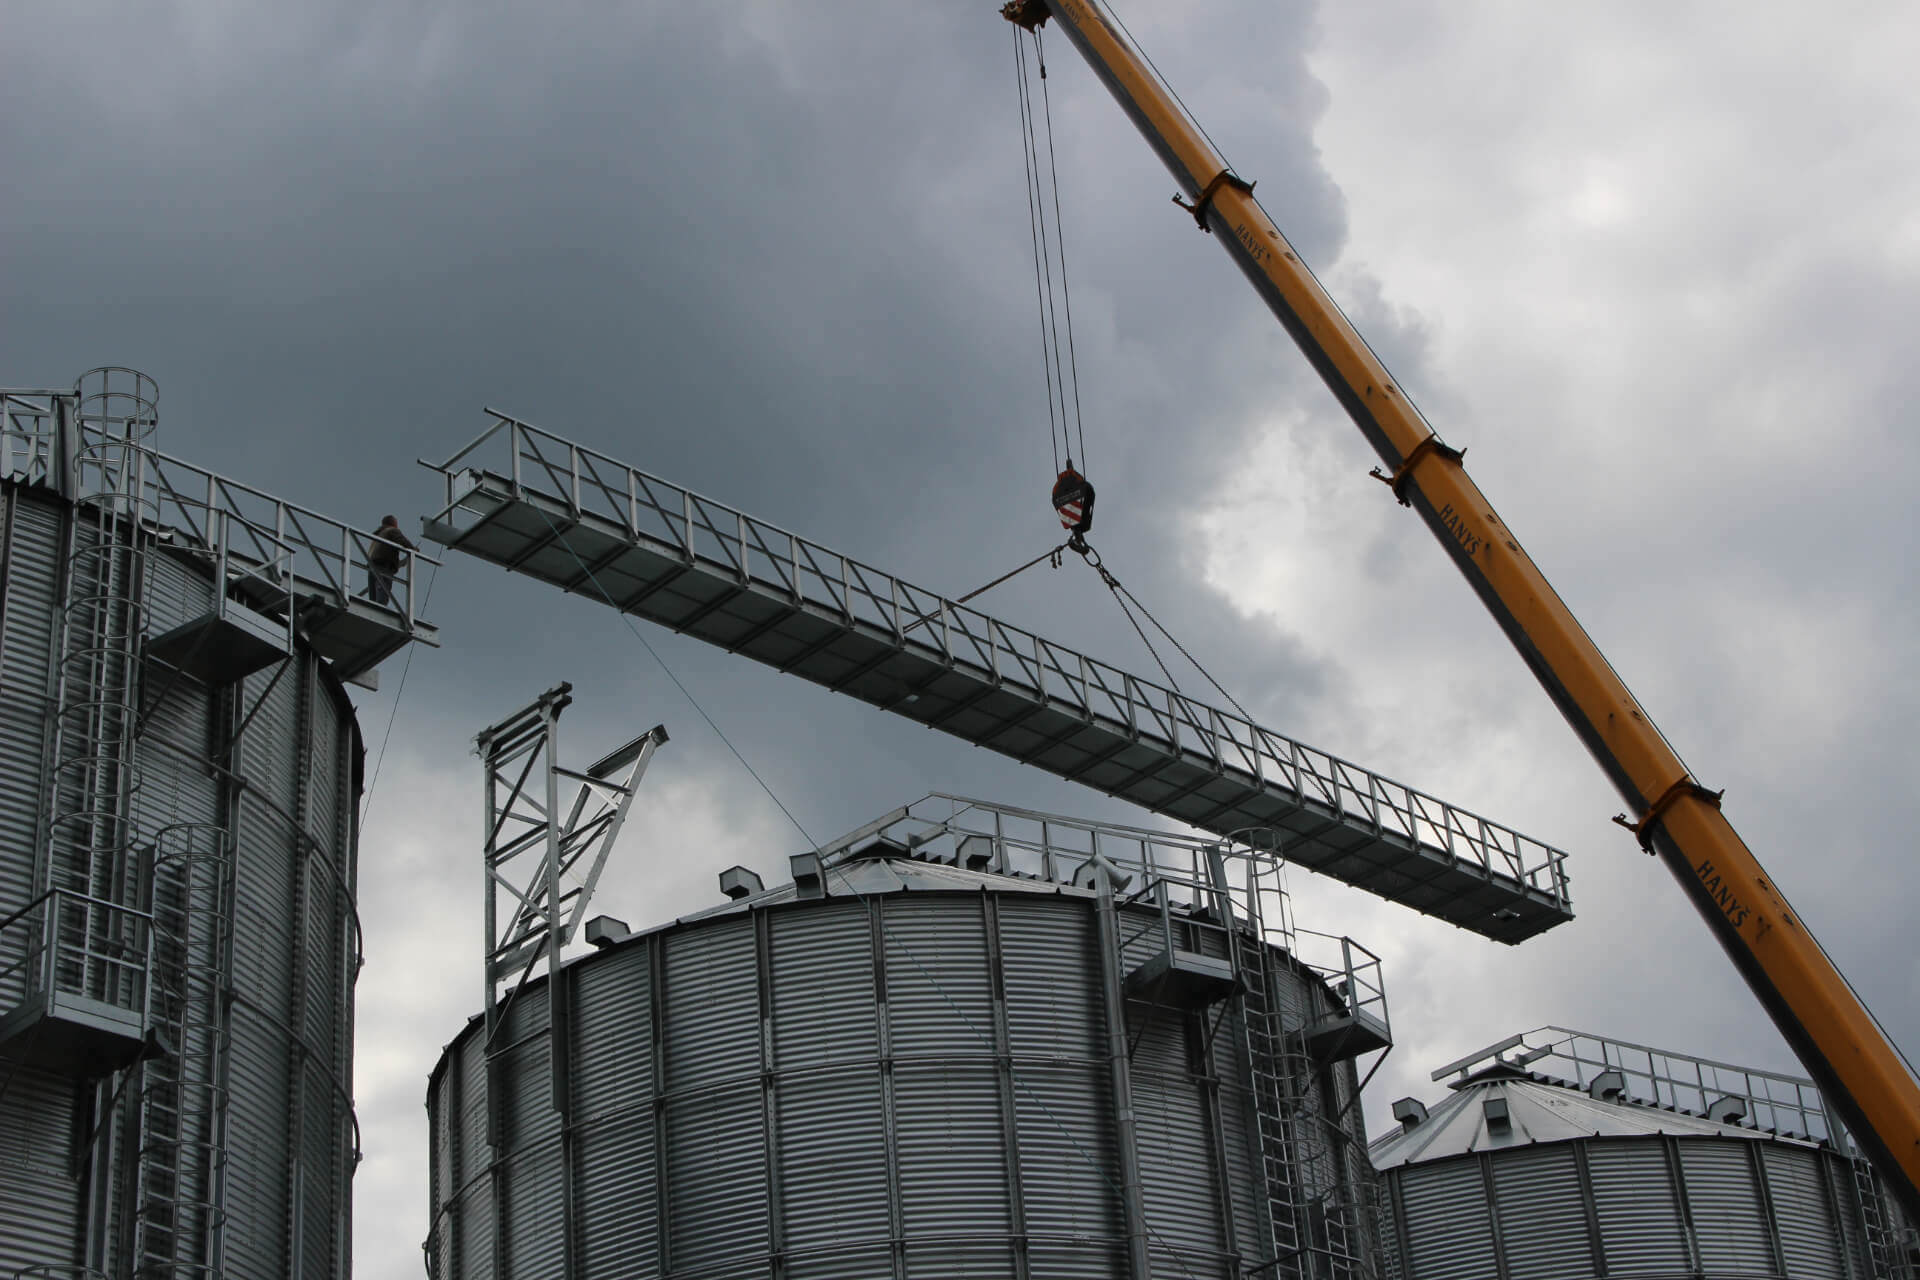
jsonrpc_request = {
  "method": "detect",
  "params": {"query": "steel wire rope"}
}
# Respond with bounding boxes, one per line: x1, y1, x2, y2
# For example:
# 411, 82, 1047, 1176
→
527, 504, 817, 849
899, 539, 1069, 637
1099, 560, 1184, 694
1032, 27, 1090, 470
358, 559, 439, 834
520, 503, 1217, 1277
1102, 0, 1236, 181
1071, 542, 1259, 725
1015, 29, 1072, 473
1096, 559, 1257, 723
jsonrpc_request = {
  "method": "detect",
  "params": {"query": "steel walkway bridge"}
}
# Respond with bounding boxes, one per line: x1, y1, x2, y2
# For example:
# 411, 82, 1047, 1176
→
422, 411, 1573, 943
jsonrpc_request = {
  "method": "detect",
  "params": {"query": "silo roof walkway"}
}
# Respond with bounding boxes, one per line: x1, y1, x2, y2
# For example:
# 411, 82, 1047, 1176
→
422, 411, 1574, 944
3, 387, 438, 682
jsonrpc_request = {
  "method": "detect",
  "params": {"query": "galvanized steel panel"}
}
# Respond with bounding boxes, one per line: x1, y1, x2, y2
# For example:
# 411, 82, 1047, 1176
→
1823, 1155, 1872, 1278
769, 901, 876, 1069
1012, 1061, 1122, 1251
428, 1067, 457, 1278
1678, 1140, 1774, 1273
998, 896, 1100, 1062
573, 1108, 657, 1278
881, 896, 994, 1055
0, 490, 60, 1009
1375, 1182, 1404, 1280
895, 1061, 1013, 1241
1126, 1002, 1194, 1081
904, 1241, 1019, 1278
1218, 1078, 1263, 1268
457, 1034, 497, 1280
1487, 1144, 1593, 1279
1399, 1161, 1496, 1280
779, 1067, 891, 1257
0, 1064, 83, 1273
569, 940, 653, 1119
458, 1176, 497, 1280
663, 918, 758, 1085
503, 1143, 567, 1280
500, 985, 561, 1151
142, 541, 216, 636
497, 1000, 567, 1280
224, 998, 295, 1278
1133, 1063, 1227, 1264
798, 1245, 897, 1280
664, 1081, 768, 1273
1759, 1144, 1845, 1279
1582, 1140, 1692, 1274
1027, 1242, 1126, 1280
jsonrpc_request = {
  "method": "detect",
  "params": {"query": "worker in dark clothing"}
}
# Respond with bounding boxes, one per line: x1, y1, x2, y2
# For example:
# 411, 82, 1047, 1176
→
1052, 461, 1096, 543
366, 515, 415, 606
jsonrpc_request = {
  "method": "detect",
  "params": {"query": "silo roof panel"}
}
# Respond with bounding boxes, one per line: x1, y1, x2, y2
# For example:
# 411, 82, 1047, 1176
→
674, 856, 1084, 926
1370, 1074, 1817, 1169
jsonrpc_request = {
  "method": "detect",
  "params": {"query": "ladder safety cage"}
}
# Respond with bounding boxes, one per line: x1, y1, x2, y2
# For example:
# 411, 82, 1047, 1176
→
423, 413, 1574, 944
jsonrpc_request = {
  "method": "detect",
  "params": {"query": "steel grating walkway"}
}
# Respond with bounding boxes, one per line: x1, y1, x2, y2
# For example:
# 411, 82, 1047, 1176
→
423, 412, 1573, 943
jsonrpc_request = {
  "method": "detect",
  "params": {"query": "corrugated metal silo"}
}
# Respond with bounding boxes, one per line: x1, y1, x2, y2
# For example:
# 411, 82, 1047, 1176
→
0, 371, 435, 1278
1371, 1027, 1918, 1280
425, 794, 1393, 1279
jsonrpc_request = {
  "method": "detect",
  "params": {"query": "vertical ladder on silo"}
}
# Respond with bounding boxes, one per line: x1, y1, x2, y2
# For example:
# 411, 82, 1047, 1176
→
1847, 1142, 1898, 1280
133, 824, 235, 1280
1223, 852, 1314, 1279
40, 371, 159, 1053
1220, 852, 1370, 1280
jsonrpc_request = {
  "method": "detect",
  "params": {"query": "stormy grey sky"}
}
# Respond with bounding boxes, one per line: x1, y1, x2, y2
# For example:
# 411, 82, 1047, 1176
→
6, 1, 1917, 1275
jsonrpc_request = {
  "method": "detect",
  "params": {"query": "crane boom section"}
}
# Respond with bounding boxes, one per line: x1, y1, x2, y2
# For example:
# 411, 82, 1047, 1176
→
1011, 0, 1920, 1216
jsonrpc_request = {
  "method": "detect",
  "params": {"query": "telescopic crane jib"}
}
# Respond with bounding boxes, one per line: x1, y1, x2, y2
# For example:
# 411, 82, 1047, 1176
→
998, 0, 1920, 1222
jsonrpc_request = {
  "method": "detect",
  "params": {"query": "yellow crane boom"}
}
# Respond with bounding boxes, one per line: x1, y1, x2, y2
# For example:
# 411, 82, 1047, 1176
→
1001, 0, 1920, 1219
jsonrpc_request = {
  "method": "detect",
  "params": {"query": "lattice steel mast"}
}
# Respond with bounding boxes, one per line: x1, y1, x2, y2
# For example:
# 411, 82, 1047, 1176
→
476, 685, 665, 1135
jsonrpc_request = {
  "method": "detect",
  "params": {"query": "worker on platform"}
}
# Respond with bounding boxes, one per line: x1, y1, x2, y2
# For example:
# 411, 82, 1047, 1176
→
1052, 461, 1095, 544
366, 515, 416, 606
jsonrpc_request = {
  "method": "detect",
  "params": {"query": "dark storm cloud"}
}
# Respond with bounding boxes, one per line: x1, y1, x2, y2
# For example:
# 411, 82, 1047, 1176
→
13, 0, 1915, 1274
8, 4, 1371, 1270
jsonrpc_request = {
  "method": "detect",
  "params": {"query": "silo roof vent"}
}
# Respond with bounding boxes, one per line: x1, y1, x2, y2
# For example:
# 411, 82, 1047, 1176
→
719, 866, 764, 900
1588, 1069, 1626, 1101
1482, 1095, 1512, 1137
584, 916, 630, 948
1707, 1094, 1748, 1124
1392, 1097, 1428, 1134
790, 852, 825, 899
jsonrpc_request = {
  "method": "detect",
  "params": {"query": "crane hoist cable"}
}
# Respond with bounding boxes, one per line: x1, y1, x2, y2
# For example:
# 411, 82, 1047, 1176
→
1069, 540, 1258, 723
1014, 25, 1094, 531
904, 527, 1260, 729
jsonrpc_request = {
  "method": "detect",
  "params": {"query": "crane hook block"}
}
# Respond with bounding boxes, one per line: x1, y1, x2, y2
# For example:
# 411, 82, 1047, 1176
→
1001, 0, 1050, 31
1053, 463, 1096, 538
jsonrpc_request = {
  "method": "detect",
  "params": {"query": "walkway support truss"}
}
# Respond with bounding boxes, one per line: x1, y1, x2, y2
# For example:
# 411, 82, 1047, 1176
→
426, 413, 1572, 943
